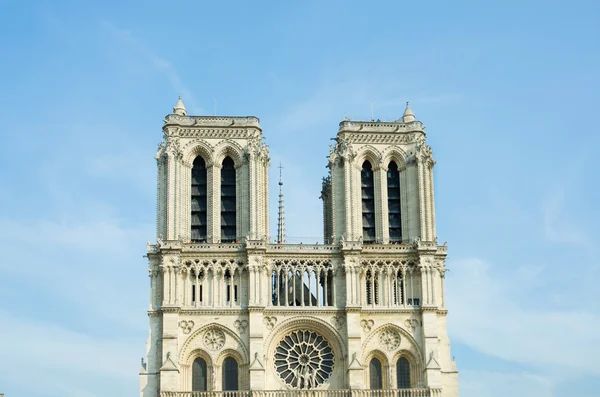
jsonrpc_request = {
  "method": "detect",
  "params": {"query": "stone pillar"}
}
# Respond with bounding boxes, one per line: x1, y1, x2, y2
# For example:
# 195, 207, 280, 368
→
345, 307, 364, 389
421, 308, 442, 389
159, 311, 180, 392
377, 166, 390, 243
208, 163, 221, 243
373, 166, 384, 243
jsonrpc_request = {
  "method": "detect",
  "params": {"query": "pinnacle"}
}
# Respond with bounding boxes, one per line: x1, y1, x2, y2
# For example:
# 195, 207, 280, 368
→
402, 101, 415, 123
173, 96, 187, 116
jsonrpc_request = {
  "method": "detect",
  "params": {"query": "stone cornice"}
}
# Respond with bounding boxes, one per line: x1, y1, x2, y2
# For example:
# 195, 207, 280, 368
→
179, 308, 249, 316
263, 308, 345, 316
248, 306, 266, 312
360, 308, 422, 314
338, 120, 425, 134
164, 114, 261, 128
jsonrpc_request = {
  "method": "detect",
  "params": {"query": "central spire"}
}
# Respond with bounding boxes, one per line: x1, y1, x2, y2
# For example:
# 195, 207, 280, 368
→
277, 162, 286, 244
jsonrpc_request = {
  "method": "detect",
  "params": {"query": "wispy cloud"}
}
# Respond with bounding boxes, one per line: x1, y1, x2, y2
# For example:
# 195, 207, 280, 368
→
447, 258, 600, 374
0, 216, 152, 331
542, 186, 589, 245
99, 20, 204, 114
0, 309, 139, 397
274, 74, 461, 131
459, 369, 554, 397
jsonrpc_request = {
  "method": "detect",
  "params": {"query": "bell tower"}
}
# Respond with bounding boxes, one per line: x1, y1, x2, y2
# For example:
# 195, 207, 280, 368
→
321, 103, 436, 244
155, 97, 270, 243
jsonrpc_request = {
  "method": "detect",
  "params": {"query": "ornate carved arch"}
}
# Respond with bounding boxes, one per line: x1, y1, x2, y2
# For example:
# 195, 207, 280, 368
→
363, 348, 390, 388
179, 322, 249, 366
363, 323, 423, 362
264, 316, 346, 389
215, 348, 245, 366
183, 140, 214, 167
213, 140, 244, 168
354, 145, 382, 169
381, 146, 409, 170
265, 316, 345, 358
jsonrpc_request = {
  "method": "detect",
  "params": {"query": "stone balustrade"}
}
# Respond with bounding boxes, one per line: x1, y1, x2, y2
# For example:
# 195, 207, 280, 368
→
161, 389, 441, 397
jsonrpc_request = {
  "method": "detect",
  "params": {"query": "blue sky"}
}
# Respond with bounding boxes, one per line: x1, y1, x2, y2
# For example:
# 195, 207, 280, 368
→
0, 0, 599, 396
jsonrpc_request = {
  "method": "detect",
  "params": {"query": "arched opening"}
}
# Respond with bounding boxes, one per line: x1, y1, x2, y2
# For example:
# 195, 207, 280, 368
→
192, 357, 208, 391
361, 161, 376, 243
222, 356, 239, 391
191, 156, 207, 242
393, 270, 404, 305
369, 357, 383, 390
396, 357, 411, 389
221, 156, 237, 242
387, 161, 402, 242
366, 269, 379, 305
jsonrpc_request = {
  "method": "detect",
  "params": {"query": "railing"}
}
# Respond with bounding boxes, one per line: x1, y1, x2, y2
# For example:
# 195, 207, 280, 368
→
183, 243, 244, 251
161, 389, 441, 397
268, 244, 338, 252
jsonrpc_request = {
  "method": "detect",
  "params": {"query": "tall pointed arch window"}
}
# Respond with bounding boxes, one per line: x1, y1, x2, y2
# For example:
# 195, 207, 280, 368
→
361, 161, 376, 243
192, 357, 208, 391
369, 357, 383, 390
191, 156, 207, 242
222, 357, 239, 391
387, 161, 402, 242
396, 357, 411, 389
221, 157, 237, 242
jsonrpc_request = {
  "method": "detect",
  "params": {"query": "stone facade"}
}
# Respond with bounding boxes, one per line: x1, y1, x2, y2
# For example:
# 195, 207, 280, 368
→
139, 99, 459, 397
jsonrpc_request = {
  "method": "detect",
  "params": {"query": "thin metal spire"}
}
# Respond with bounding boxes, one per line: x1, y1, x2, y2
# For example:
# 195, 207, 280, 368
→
277, 162, 286, 244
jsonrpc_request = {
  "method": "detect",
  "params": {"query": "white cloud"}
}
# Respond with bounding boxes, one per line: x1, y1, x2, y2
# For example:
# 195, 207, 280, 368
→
460, 369, 554, 397
0, 309, 139, 397
99, 20, 205, 114
0, 216, 152, 331
542, 186, 589, 245
447, 258, 600, 374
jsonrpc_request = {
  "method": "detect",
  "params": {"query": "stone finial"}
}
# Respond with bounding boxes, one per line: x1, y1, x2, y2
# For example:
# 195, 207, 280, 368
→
402, 101, 415, 123
173, 96, 187, 116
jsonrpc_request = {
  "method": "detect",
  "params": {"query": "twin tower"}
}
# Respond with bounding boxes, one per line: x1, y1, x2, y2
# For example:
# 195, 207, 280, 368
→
140, 98, 459, 397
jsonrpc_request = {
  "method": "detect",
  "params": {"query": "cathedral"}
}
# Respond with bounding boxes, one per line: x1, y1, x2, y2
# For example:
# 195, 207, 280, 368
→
139, 98, 459, 397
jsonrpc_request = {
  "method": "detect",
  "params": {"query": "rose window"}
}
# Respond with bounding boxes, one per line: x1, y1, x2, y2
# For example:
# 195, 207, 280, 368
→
203, 328, 225, 351
274, 330, 334, 389
378, 328, 400, 351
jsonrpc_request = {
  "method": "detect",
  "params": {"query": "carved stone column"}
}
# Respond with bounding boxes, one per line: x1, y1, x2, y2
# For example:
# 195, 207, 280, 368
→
209, 163, 221, 243
376, 166, 389, 243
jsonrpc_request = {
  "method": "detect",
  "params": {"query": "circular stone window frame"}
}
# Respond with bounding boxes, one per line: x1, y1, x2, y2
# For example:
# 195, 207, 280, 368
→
273, 329, 335, 390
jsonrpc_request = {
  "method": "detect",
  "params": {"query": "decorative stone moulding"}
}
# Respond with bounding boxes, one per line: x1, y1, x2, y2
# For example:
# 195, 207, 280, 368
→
264, 316, 278, 330
378, 328, 401, 351
179, 320, 195, 334
234, 319, 249, 334
360, 319, 375, 333
404, 318, 420, 331
203, 328, 226, 351
330, 316, 345, 329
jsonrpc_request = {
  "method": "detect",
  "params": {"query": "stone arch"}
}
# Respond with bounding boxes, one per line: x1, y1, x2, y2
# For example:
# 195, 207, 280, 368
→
363, 323, 423, 362
391, 349, 422, 388
363, 349, 389, 389
185, 348, 213, 367
183, 140, 214, 167
181, 348, 214, 392
354, 145, 382, 169
179, 322, 249, 366
213, 140, 244, 168
215, 348, 245, 366
264, 316, 346, 389
381, 146, 409, 170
